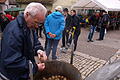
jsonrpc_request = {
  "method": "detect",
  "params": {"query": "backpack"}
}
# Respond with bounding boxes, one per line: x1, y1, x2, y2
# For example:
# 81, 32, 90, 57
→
102, 14, 110, 25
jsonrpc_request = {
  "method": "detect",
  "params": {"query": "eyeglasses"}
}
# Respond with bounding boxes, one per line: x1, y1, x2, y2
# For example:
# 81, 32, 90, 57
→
29, 13, 41, 26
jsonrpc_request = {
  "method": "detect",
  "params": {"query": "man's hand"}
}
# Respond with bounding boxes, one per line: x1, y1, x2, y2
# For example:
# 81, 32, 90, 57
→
37, 50, 47, 62
50, 34, 56, 38
48, 32, 56, 38
52, 34, 56, 38
48, 32, 52, 37
37, 63, 45, 71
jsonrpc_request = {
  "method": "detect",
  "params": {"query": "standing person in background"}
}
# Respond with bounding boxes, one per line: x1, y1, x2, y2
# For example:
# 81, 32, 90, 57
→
0, 2, 47, 80
44, 6, 65, 60
5, 12, 15, 21
97, 10, 110, 41
43, 10, 52, 50
36, 23, 43, 38
0, 13, 10, 32
38, 23, 44, 38
61, 8, 71, 52
0, 13, 3, 32
87, 11, 100, 42
68, 10, 81, 51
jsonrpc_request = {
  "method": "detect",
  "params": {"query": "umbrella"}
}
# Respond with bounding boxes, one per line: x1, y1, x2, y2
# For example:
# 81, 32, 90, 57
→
4, 7, 24, 12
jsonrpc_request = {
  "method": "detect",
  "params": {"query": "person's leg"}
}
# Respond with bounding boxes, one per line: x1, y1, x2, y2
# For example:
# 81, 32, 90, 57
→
61, 30, 65, 47
99, 27, 105, 40
88, 25, 96, 41
66, 31, 69, 46
44, 35, 48, 50
46, 38, 53, 58
52, 39, 60, 60
73, 34, 80, 51
36, 28, 38, 37
39, 27, 43, 38
68, 34, 72, 47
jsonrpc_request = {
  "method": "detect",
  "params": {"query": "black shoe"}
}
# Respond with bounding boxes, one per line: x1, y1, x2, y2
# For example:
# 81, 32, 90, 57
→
96, 39, 103, 41
87, 40, 94, 42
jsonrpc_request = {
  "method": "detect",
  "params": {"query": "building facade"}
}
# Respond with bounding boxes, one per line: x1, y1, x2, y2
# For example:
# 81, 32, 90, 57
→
0, 0, 16, 13
52, 0, 78, 11
16, 0, 54, 10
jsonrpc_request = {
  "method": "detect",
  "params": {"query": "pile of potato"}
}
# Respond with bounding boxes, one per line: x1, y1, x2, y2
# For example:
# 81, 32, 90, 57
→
42, 75, 69, 80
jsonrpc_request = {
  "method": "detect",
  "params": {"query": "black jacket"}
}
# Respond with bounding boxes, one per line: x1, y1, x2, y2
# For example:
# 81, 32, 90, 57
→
70, 15, 81, 35
0, 13, 43, 80
64, 14, 71, 30
101, 14, 110, 27
89, 15, 99, 26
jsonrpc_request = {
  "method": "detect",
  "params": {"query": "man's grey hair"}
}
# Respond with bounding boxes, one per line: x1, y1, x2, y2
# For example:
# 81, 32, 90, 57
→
24, 2, 47, 17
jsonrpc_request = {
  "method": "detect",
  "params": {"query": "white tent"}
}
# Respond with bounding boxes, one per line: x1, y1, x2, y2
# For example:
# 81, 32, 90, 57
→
72, 0, 120, 11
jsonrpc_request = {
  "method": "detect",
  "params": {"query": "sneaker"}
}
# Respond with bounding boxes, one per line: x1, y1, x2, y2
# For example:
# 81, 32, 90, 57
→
63, 47, 67, 53
96, 39, 103, 41
60, 47, 67, 53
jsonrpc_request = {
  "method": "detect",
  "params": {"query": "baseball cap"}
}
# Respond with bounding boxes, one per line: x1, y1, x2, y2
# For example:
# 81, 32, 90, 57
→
55, 6, 63, 12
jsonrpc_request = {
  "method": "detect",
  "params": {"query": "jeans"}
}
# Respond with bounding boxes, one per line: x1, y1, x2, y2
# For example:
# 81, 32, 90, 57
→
88, 25, 96, 41
99, 27, 105, 40
46, 38, 60, 59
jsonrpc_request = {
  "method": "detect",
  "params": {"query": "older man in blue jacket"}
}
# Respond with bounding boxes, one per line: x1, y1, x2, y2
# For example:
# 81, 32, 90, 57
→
44, 6, 65, 60
0, 2, 47, 80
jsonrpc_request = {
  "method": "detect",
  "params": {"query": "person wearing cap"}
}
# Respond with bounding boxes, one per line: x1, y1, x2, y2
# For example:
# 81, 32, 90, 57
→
96, 10, 110, 41
44, 6, 65, 60
61, 8, 71, 52
87, 11, 100, 42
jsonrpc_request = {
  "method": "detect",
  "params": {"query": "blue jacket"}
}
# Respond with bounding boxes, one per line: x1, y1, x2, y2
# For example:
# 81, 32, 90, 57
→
44, 11, 65, 40
0, 13, 43, 80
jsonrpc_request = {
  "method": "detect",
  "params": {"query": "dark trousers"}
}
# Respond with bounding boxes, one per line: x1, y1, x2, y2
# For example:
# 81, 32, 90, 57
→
44, 34, 48, 50
99, 27, 105, 40
62, 30, 69, 47
36, 28, 38, 36
36, 27, 43, 37
68, 33, 80, 51
39, 27, 43, 37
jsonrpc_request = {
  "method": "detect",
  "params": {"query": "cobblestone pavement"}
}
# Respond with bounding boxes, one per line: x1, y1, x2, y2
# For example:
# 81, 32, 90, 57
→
39, 39, 106, 79
71, 28, 119, 61
57, 50, 106, 79
1, 28, 119, 79
38, 28, 120, 79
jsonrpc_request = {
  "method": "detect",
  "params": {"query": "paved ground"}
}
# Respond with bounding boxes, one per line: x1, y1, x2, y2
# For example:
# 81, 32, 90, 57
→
39, 28, 120, 79
39, 38, 106, 79
0, 28, 120, 80
71, 28, 119, 61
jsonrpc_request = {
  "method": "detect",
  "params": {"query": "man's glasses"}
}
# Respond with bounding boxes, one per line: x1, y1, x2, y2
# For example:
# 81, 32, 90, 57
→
29, 13, 41, 26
